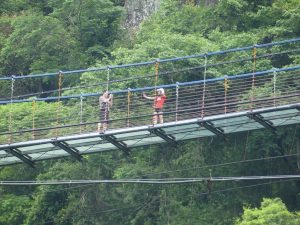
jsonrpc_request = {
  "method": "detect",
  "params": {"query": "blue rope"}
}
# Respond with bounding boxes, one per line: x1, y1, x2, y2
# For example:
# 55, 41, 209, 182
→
0, 37, 299, 80
0, 65, 299, 104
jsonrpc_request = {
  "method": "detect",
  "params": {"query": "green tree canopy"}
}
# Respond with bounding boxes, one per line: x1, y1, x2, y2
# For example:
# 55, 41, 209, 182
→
236, 198, 300, 225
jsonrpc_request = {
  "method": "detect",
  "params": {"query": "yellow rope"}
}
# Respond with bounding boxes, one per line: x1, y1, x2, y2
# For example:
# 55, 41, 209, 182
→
9, 76, 15, 144
251, 46, 257, 109
56, 71, 63, 137
224, 75, 229, 114
106, 67, 110, 92
273, 70, 277, 107
176, 82, 179, 121
80, 95, 83, 133
127, 89, 131, 127
32, 99, 36, 139
154, 61, 159, 94
201, 55, 207, 119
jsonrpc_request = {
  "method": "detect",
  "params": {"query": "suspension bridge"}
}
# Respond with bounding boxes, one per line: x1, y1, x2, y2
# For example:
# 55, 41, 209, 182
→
0, 38, 299, 167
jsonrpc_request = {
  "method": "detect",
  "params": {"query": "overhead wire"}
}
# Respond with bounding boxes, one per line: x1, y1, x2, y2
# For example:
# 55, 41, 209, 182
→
26, 178, 300, 225
130, 153, 300, 179
19, 178, 300, 225
1, 175, 300, 186
7, 155, 299, 191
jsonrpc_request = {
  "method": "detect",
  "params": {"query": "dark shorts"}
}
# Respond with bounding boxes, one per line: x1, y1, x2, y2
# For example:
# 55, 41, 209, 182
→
154, 108, 163, 115
100, 109, 109, 123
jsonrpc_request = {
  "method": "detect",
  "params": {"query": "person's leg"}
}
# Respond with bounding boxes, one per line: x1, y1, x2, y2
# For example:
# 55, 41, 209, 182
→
98, 110, 105, 133
153, 111, 158, 125
159, 113, 164, 124
103, 111, 109, 132
98, 111, 102, 132
103, 122, 107, 132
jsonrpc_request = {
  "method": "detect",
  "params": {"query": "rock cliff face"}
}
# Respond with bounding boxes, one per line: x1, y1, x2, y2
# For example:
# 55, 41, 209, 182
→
124, 0, 161, 29
124, 0, 218, 29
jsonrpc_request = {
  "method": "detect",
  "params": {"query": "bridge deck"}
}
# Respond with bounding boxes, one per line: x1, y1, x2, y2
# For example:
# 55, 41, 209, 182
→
0, 103, 299, 167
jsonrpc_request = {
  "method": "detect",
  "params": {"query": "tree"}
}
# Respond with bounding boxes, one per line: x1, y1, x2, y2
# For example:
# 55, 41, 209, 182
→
0, 0, 28, 14
0, 13, 85, 75
0, 13, 86, 96
0, 194, 32, 225
236, 198, 300, 225
48, 0, 123, 63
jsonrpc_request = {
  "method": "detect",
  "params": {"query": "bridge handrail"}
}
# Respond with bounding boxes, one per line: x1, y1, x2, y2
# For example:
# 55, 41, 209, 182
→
0, 37, 299, 81
0, 65, 299, 104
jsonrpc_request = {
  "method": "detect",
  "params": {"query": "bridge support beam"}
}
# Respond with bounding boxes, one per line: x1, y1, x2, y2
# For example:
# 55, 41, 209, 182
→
247, 113, 276, 133
101, 135, 130, 155
197, 120, 227, 140
52, 141, 83, 161
149, 128, 177, 146
5, 148, 35, 168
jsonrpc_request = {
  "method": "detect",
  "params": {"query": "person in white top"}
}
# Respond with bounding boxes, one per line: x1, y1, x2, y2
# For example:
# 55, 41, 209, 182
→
98, 90, 113, 133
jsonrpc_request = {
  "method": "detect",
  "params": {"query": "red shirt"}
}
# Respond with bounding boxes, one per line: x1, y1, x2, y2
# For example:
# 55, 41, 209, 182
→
154, 95, 166, 109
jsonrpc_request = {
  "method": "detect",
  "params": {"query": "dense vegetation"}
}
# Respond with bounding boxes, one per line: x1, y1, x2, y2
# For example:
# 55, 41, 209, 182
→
0, 0, 299, 224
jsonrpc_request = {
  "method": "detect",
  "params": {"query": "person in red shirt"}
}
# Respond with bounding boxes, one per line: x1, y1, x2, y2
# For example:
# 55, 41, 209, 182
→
143, 88, 167, 125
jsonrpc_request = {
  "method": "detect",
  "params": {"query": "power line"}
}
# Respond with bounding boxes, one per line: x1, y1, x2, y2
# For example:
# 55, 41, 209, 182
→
32, 178, 300, 225
1, 175, 300, 186
134, 153, 300, 178
10, 154, 299, 192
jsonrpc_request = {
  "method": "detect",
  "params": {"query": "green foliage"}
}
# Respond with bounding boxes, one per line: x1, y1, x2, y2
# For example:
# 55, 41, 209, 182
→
48, 0, 123, 63
236, 198, 300, 225
0, 101, 79, 144
0, 0, 123, 97
0, 0, 28, 14
0, 194, 32, 225
24, 162, 84, 225
0, 16, 13, 50
0, 13, 85, 76
0, 0, 300, 225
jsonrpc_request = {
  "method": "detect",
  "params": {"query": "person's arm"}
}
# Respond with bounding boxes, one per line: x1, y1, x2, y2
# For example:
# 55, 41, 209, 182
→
102, 96, 110, 102
109, 94, 113, 107
143, 92, 155, 100
99, 96, 103, 108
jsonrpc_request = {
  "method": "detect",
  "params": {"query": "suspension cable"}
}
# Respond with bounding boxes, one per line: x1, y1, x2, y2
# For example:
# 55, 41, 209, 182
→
0, 67, 299, 142
251, 45, 257, 110
224, 75, 229, 114
273, 69, 277, 107
154, 60, 159, 94
56, 71, 63, 137
175, 82, 179, 121
2, 47, 299, 102
106, 66, 110, 92
80, 94, 83, 133
201, 55, 207, 119
9, 76, 15, 143
127, 88, 131, 127
0, 37, 299, 82
32, 99, 36, 139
